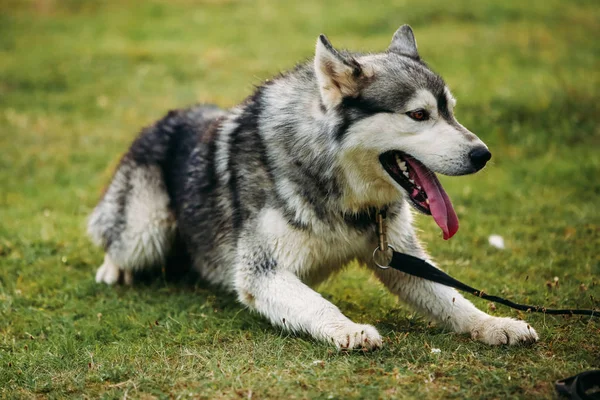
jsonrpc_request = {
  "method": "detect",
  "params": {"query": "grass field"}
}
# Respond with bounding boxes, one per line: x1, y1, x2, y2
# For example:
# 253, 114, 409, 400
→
1, 0, 599, 398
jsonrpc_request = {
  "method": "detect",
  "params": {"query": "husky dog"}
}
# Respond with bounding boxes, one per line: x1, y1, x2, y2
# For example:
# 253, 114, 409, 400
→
88, 25, 538, 349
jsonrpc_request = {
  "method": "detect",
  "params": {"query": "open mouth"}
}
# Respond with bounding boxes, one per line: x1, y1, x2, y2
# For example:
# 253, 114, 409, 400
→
380, 151, 459, 240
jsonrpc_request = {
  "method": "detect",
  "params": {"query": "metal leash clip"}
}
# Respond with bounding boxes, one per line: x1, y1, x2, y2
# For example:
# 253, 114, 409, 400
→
373, 210, 395, 269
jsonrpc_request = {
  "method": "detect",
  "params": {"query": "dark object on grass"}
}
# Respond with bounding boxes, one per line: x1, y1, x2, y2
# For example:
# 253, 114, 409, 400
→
555, 370, 600, 400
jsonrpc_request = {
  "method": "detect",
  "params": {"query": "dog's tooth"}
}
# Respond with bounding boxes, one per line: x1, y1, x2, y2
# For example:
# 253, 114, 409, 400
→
403, 171, 409, 178
396, 157, 407, 172
409, 179, 415, 184
425, 199, 430, 204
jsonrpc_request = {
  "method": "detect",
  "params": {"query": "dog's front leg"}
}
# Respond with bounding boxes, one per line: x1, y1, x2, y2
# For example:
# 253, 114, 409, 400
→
234, 241, 382, 350
372, 213, 538, 345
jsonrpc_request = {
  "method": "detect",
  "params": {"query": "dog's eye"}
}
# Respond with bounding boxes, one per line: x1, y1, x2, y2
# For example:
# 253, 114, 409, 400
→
406, 109, 429, 121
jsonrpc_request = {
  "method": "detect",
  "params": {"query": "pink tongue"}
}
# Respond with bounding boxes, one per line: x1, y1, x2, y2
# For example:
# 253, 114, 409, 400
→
406, 158, 459, 240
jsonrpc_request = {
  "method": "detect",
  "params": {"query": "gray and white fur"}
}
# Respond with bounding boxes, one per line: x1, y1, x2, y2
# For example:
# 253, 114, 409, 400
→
88, 25, 538, 349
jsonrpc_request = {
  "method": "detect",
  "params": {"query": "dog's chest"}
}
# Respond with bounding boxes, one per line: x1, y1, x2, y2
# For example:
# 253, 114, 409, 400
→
257, 208, 375, 281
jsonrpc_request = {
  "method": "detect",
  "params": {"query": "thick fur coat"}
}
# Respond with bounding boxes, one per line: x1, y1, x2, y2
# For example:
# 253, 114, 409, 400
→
88, 25, 538, 349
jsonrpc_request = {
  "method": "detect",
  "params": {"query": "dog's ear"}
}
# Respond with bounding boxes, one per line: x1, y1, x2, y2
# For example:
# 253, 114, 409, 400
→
388, 25, 419, 59
315, 34, 365, 110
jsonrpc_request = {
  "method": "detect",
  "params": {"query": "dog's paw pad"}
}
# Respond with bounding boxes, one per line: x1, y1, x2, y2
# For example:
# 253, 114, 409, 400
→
330, 323, 382, 351
95, 257, 120, 285
471, 317, 538, 345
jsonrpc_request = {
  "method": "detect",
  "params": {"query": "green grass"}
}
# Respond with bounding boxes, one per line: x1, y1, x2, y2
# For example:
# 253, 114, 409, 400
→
1, 0, 599, 398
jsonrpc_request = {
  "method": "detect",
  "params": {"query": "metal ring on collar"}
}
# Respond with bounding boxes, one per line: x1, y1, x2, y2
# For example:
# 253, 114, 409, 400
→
372, 244, 395, 270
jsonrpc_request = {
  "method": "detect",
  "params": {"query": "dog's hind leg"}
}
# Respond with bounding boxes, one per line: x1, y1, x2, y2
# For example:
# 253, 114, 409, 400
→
88, 162, 176, 285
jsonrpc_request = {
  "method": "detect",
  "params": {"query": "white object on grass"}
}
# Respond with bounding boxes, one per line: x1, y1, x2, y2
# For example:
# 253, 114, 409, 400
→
488, 234, 505, 249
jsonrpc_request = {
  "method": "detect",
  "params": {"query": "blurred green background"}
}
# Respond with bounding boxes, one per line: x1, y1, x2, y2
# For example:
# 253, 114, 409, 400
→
0, 0, 598, 398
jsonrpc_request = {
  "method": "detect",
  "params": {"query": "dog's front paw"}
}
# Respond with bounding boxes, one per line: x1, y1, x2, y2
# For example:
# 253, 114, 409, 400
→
329, 323, 382, 351
470, 317, 538, 345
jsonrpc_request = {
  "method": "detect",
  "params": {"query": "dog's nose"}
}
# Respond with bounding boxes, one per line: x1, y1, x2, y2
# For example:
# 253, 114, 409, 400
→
469, 147, 492, 170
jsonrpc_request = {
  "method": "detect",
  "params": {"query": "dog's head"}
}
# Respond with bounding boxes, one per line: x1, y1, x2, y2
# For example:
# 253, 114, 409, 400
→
315, 25, 490, 239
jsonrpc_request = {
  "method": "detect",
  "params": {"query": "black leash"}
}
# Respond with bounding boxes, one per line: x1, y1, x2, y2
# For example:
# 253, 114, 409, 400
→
373, 210, 598, 318
387, 250, 599, 318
